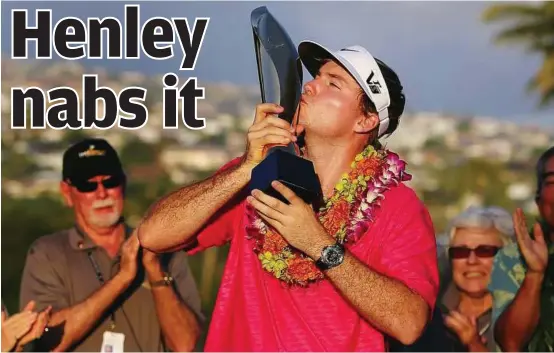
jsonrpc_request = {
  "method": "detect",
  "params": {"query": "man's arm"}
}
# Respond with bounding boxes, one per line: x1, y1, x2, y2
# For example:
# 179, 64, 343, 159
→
248, 182, 439, 346
143, 252, 202, 352
304, 241, 431, 345
138, 159, 251, 252
492, 212, 549, 352
494, 271, 544, 351
47, 272, 134, 352
138, 103, 296, 253
21, 234, 140, 352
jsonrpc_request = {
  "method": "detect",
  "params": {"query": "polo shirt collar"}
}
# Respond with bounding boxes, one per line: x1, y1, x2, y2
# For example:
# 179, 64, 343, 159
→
69, 222, 133, 251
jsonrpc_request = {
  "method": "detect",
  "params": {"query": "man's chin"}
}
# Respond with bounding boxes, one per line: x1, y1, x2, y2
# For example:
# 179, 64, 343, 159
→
89, 213, 122, 228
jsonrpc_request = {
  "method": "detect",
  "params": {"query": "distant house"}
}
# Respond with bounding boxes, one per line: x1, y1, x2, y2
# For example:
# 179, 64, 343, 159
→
160, 145, 231, 173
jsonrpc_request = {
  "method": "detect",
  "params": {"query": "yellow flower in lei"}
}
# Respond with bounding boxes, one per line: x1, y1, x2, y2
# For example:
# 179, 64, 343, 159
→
246, 144, 412, 286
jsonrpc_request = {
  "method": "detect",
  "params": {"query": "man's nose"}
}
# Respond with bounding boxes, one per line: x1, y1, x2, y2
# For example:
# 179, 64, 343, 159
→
95, 183, 108, 199
303, 79, 317, 96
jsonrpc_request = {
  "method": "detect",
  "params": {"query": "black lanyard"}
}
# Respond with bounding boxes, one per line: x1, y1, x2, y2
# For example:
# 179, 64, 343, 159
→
86, 251, 117, 330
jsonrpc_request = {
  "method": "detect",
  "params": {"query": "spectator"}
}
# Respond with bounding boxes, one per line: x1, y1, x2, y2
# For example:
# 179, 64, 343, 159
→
490, 146, 554, 352
440, 206, 515, 351
19, 138, 204, 352
393, 206, 515, 352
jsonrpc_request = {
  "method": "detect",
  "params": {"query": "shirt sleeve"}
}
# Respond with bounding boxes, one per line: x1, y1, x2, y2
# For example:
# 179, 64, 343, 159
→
19, 238, 70, 313
184, 157, 245, 255
488, 242, 525, 323
167, 251, 206, 325
375, 185, 440, 311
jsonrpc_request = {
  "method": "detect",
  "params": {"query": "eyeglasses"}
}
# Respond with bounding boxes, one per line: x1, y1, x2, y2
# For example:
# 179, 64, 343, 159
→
448, 245, 501, 259
69, 175, 124, 193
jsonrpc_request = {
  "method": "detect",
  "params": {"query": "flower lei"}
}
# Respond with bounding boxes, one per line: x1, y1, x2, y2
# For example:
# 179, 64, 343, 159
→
245, 144, 412, 286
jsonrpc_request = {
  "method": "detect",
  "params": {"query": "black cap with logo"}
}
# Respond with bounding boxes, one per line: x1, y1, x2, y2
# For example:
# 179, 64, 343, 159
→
62, 138, 125, 183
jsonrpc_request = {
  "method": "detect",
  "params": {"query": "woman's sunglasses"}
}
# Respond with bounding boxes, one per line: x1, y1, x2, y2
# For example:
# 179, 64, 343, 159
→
68, 175, 125, 193
448, 245, 501, 259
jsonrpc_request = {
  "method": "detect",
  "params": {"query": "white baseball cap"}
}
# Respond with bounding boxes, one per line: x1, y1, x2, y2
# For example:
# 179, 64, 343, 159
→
298, 40, 391, 138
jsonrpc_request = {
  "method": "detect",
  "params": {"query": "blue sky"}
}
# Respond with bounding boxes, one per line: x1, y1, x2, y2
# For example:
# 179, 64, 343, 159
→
2, 1, 552, 127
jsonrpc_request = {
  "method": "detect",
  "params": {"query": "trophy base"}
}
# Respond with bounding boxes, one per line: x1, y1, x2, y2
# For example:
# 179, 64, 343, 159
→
249, 149, 322, 205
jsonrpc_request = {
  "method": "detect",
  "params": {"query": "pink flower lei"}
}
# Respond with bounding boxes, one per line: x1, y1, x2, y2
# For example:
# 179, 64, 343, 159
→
245, 144, 412, 286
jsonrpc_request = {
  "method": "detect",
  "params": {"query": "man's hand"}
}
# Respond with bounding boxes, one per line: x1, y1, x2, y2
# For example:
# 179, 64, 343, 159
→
513, 208, 548, 274
247, 180, 332, 257
142, 247, 163, 275
242, 103, 301, 170
119, 232, 141, 282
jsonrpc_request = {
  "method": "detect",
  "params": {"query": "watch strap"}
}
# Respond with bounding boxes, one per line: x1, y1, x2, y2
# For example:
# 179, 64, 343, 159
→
150, 273, 173, 287
315, 257, 332, 271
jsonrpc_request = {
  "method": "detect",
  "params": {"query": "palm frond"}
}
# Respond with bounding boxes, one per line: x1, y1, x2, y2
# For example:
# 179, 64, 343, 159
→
493, 21, 554, 50
526, 54, 554, 107
482, 3, 544, 23
482, 1, 554, 108
528, 42, 554, 53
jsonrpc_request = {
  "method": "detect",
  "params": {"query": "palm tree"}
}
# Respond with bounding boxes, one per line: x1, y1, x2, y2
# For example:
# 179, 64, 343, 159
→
482, 1, 554, 107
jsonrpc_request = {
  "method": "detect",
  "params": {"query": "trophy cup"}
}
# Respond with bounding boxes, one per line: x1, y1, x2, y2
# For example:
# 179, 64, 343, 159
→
249, 6, 322, 205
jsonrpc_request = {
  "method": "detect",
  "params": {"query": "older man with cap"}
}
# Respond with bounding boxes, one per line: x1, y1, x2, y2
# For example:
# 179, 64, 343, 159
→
138, 41, 439, 351
19, 138, 204, 352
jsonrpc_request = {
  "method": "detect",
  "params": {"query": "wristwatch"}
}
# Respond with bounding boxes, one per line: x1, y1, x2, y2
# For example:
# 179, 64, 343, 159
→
150, 273, 174, 287
315, 243, 345, 271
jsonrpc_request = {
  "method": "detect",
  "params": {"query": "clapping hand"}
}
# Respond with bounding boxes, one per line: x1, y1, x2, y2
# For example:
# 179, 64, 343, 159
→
16, 304, 52, 351
1, 300, 52, 352
513, 208, 548, 274
444, 310, 480, 346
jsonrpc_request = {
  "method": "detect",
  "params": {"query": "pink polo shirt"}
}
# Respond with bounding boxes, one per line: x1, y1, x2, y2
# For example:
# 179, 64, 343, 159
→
187, 158, 439, 352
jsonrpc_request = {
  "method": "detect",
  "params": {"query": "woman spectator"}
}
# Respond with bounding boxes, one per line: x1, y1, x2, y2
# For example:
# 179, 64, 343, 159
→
438, 206, 516, 352
1, 301, 51, 352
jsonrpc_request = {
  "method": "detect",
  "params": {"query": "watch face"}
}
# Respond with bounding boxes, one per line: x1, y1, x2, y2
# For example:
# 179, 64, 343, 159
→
323, 245, 345, 265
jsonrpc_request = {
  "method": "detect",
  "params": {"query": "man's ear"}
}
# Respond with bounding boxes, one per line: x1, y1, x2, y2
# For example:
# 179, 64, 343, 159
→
353, 112, 379, 134
60, 181, 74, 207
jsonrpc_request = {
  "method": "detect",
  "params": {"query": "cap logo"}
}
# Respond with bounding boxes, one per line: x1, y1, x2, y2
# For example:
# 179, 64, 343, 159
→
366, 71, 382, 94
78, 144, 106, 158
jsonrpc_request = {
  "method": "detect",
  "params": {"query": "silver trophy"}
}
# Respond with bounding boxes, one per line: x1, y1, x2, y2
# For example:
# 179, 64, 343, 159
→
249, 6, 322, 205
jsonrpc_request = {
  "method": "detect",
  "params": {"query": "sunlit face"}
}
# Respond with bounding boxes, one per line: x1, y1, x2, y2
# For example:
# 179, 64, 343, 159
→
450, 227, 503, 297
537, 156, 554, 230
61, 175, 124, 229
297, 60, 377, 141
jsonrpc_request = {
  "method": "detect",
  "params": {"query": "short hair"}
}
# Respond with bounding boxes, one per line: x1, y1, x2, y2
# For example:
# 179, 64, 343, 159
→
535, 145, 554, 200
447, 206, 515, 246
358, 58, 405, 138
436, 206, 515, 289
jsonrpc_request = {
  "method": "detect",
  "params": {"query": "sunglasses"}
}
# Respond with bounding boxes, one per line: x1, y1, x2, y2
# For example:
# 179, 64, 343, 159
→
68, 175, 124, 193
448, 245, 501, 259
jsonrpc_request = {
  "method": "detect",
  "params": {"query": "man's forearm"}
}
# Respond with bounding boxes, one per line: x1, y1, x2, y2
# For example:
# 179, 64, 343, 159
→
495, 271, 544, 352
138, 160, 251, 252
306, 240, 429, 345
48, 273, 132, 352
147, 267, 201, 352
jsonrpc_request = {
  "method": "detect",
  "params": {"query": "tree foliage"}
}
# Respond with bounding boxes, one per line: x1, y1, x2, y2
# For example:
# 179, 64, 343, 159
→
482, 1, 554, 107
